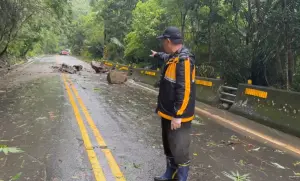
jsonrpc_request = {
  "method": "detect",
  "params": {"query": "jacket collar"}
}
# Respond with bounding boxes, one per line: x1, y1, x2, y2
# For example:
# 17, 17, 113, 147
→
171, 46, 184, 56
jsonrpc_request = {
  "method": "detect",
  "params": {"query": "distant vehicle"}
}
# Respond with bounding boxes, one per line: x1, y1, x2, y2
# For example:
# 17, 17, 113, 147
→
60, 49, 70, 55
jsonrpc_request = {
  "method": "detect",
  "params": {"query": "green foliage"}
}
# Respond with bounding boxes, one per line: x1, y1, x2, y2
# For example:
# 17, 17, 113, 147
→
0, 0, 72, 63
67, 10, 104, 58
97, 0, 139, 61
124, 0, 166, 64
0, 145, 24, 155
196, 65, 215, 78
2, 0, 300, 90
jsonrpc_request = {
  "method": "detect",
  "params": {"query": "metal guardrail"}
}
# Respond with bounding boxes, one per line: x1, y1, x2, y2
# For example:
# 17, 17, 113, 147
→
222, 86, 238, 91
220, 98, 234, 104
220, 91, 236, 97
220, 85, 237, 104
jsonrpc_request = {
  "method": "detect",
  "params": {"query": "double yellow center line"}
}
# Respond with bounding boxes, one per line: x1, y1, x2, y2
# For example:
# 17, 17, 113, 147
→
62, 73, 125, 181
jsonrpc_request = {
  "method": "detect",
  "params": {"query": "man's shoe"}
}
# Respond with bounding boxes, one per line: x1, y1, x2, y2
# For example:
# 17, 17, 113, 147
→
154, 157, 178, 181
177, 162, 190, 181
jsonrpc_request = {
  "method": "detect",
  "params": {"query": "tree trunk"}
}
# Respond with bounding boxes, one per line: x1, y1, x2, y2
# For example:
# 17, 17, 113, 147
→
246, 0, 252, 45
285, 47, 289, 90
0, 44, 8, 57
251, 0, 260, 85
235, 11, 238, 30
288, 42, 294, 85
283, 0, 289, 90
103, 0, 108, 46
276, 46, 284, 83
254, 0, 263, 24
208, 0, 213, 63
181, 11, 187, 41
21, 46, 31, 58
288, 2, 295, 87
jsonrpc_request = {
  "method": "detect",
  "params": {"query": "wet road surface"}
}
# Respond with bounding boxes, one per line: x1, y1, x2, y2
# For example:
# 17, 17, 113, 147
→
1, 55, 300, 181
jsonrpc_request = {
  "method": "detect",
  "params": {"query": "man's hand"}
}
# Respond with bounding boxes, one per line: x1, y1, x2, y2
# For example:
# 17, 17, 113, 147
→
171, 117, 182, 130
150, 50, 157, 57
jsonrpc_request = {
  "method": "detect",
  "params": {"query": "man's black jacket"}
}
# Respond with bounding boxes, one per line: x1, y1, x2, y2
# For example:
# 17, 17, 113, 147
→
154, 47, 196, 122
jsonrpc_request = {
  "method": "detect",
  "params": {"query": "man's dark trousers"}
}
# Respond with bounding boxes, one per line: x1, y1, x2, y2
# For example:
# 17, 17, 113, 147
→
161, 118, 191, 165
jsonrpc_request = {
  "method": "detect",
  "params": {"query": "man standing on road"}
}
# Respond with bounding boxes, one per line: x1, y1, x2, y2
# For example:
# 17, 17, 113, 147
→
150, 27, 196, 181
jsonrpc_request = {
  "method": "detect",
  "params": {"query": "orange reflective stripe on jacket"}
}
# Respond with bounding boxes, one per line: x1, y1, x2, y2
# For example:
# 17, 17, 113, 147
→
164, 62, 177, 83
158, 111, 194, 122
176, 59, 191, 116
192, 66, 195, 82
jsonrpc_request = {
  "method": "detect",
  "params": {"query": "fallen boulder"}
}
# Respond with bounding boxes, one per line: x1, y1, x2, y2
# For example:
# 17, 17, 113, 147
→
73, 65, 83, 71
91, 61, 108, 73
60, 63, 77, 74
52, 63, 80, 74
51, 63, 84, 74
107, 71, 128, 84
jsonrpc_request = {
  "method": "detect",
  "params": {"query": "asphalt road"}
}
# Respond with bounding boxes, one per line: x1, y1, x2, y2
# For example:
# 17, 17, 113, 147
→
1, 55, 300, 181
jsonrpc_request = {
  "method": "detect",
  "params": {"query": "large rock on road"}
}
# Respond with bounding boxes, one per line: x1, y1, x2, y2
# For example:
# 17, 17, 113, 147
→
60, 63, 77, 74
91, 61, 108, 73
107, 71, 128, 84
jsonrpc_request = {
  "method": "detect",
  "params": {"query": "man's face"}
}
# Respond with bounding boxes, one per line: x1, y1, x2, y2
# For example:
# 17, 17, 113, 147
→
162, 39, 172, 54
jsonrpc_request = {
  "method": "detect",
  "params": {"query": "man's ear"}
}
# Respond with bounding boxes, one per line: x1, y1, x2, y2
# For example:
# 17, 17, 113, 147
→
166, 38, 171, 43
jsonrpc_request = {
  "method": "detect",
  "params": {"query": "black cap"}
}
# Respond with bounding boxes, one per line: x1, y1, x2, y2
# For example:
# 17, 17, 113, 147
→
157, 26, 183, 44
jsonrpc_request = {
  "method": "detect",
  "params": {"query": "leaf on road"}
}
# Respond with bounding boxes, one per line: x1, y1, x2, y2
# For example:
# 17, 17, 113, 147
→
250, 147, 260, 152
238, 160, 246, 166
274, 149, 284, 154
190, 133, 203, 136
133, 162, 141, 169
230, 135, 239, 141
9, 172, 22, 181
271, 162, 287, 169
191, 120, 205, 125
36, 117, 47, 121
293, 161, 300, 167
3, 148, 8, 155
207, 141, 223, 148
227, 136, 241, 146
293, 171, 300, 176
0, 145, 24, 155
193, 153, 198, 156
